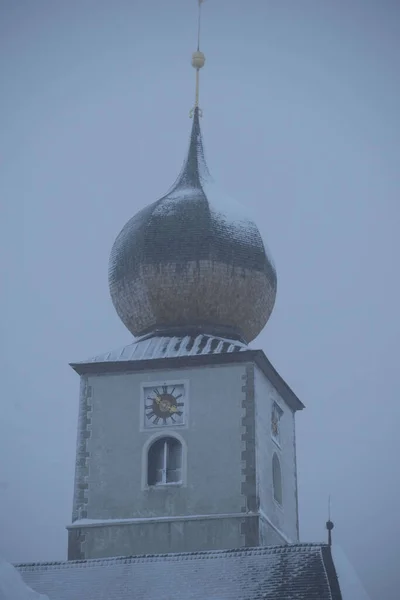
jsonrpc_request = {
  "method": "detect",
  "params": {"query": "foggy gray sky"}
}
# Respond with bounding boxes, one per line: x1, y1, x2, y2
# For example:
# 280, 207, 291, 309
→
1, 0, 399, 598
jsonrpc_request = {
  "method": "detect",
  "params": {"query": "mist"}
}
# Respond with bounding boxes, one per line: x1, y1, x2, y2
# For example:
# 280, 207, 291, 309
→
1, 1, 399, 598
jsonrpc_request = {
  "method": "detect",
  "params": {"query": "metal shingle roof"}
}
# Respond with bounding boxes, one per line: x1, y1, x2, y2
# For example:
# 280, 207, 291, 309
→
70, 335, 305, 412
16, 544, 341, 600
78, 334, 247, 364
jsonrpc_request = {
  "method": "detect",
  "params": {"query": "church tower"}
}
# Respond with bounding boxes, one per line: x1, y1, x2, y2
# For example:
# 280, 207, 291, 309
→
67, 2, 304, 561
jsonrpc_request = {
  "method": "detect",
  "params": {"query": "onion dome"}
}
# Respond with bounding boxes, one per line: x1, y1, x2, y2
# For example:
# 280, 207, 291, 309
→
108, 107, 277, 344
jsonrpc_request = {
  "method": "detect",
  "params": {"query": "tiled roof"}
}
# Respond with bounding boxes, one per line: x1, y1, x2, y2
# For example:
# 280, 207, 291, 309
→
16, 544, 342, 600
75, 333, 247, 364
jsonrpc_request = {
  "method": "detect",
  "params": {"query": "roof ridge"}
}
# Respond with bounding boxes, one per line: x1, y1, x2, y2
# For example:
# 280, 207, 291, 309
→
15, 543, 328, 570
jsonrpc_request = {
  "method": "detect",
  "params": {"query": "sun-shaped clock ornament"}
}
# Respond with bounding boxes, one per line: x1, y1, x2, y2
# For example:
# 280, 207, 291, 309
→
143, 383, 186, 428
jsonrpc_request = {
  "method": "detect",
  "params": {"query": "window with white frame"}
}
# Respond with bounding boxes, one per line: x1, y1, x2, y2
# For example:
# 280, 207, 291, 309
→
147, 437, 182, 486
272, 452, 283, 506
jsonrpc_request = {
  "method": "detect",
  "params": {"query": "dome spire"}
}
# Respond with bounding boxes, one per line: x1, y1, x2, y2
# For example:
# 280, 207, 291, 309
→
190, 0, 206, 118
108, 0, 277, 344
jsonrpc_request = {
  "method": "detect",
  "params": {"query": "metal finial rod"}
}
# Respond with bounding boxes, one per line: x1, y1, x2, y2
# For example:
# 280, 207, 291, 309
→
326, 495, 334, 547
195, 69, 200, 108
190, 0, 206, 117
328, 495, 331, 521
197, 0, 202, 51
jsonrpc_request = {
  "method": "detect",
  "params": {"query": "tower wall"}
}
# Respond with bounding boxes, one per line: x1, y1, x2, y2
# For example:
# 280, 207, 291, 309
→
254, 366, 299, 543
68, 354, 300, 560
69, 517, 252, 560
69, 361, 256, 559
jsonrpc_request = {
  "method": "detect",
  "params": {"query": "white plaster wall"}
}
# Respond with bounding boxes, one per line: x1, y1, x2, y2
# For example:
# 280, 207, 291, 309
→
254, 365, 299, 542
85, 363, 247, 520
83, 518, 245, 558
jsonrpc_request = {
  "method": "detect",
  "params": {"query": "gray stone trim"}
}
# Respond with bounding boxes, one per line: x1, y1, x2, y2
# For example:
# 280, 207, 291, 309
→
240, 363, 259, 546
240, 515, 259, 547
67, 529, 86, 561
70, 349, 304, 412
69, 376, 92, 561
71, 376, 92, 524
293, 414, 300, 541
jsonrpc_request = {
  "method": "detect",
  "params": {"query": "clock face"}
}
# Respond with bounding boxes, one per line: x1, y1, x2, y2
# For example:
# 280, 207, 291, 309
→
143, 383, 186, 428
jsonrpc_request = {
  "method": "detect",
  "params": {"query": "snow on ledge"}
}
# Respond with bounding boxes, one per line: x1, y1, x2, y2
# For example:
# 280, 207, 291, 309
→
68, 511, 259, 529
0, 558, 50, 600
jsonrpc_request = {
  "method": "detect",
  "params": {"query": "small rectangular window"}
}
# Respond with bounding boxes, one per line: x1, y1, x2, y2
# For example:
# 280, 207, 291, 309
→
271, 402, 283, 445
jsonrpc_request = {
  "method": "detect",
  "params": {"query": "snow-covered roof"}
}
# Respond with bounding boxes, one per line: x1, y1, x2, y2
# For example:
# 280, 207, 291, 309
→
75, 333, 247, 365
331, 545, 371, 600
15, 544, 342, 600
0, 558, 49, 600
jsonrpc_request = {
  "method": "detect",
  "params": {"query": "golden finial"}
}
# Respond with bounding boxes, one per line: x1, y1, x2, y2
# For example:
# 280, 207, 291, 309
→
190, 0, 206, 118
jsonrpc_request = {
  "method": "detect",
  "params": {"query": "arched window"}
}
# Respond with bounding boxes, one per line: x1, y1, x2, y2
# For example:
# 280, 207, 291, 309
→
147, 437, 182, 486
272, 453, 282, 505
